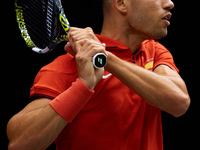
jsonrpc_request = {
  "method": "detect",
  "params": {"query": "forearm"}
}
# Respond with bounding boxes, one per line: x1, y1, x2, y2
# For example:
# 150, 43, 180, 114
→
7, 78, 94, 150
7, 100, 67, 150
105, 52, 190, 116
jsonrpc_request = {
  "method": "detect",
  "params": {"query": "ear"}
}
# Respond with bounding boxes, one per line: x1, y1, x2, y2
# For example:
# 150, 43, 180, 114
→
113, 0, 127, 13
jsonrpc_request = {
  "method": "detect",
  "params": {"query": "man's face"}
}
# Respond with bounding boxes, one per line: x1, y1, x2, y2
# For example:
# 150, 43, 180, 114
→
126, 0, 174, 40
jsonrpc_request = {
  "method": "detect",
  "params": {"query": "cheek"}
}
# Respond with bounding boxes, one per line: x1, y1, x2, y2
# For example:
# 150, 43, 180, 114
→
128, 11, 155, 34
128, 8, 166, 39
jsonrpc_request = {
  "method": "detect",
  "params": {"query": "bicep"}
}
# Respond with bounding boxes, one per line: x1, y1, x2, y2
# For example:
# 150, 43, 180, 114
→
154, 64, 179, 77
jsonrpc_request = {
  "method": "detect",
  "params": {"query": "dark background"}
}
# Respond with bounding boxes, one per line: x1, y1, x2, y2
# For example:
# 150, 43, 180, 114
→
2, 0, 198, 149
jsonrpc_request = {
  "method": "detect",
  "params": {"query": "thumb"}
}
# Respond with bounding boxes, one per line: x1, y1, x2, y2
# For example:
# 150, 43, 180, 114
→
64, 42, 76, 56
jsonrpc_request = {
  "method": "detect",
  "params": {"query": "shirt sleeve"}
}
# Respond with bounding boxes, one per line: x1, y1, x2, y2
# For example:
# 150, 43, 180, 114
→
153, 42, 179, 73
29, 54, 78, 101
29, 70, 77, 100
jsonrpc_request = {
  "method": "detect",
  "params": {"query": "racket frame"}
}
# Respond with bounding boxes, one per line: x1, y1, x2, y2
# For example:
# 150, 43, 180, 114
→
14, 0, 107, 68
14, 0, 70, 53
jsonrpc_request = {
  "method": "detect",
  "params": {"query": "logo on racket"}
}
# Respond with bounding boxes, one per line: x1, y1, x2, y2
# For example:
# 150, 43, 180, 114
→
15, 3, 36, 48
52, 9, 70, 43
59, 10, 70, 36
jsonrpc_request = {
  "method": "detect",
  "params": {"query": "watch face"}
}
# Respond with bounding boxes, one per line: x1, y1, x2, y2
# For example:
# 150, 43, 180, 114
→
93, 53, 107, 68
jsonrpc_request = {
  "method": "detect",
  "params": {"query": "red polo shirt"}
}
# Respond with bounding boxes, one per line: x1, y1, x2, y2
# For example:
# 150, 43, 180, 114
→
30, 35, 178, 150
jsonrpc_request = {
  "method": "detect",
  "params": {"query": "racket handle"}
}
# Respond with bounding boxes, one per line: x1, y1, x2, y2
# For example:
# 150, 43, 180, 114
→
93, 53, 107, 68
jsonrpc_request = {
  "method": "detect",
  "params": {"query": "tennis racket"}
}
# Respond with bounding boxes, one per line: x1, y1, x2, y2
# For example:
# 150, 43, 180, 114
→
14, 0, 107, 68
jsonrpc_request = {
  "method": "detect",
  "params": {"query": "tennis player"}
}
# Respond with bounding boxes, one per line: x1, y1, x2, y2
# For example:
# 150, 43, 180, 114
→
7, 0, 190, 149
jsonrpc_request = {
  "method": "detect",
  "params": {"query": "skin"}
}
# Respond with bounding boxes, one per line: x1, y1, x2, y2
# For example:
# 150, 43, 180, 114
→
101, 0, 175, 53
7, 0, 190, 149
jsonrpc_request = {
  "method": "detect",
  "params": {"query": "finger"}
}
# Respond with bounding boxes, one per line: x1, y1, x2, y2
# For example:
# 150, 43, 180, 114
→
83, 41, 108, 57
101, 43, 109, 56
64, 42, 76, 56
81, 40, 107, 59
68, 29, 87, 51
101, 43, 106, 47
85, 27, 93, 32
67, 27, 82, 41
69, 27, 99, 44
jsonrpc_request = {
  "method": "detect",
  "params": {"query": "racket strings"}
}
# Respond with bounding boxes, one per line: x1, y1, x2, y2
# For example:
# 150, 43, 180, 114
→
19, 0, 57, 49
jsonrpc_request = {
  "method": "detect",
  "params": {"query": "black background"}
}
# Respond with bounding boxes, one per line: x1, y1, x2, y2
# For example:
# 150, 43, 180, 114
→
2, 0, 198, 149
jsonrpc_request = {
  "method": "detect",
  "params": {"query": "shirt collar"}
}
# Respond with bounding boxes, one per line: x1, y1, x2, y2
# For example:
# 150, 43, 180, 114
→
96, 34, 130, 50
96, 34, 146, 54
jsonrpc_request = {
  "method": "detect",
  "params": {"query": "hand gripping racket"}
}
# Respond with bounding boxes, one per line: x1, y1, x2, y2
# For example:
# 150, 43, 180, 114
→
14, 0, 107, 68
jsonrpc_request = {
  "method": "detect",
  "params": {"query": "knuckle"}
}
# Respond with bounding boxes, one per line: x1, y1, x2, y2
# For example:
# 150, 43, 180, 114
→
68, 31, 74, 40
85, 27, 93, 32
75, 53, 83, 61
71, 35, 76, 41
85, 39, 93, 45
85, 27, 94, 36
75, 54, 88, 66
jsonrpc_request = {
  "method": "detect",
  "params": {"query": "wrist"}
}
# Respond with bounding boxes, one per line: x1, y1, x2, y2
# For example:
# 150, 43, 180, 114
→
50, 78, 94, 123
78, 78, 96, 90
104, 52, 115, 72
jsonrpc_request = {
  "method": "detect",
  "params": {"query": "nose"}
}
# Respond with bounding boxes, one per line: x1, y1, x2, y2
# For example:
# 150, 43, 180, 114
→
163, 0, 175, 10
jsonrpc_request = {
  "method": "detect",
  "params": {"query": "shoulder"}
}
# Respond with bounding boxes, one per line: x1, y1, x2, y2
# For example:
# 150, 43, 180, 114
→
30, 53, 78, 100
141, 40, 168, 51
141, 40, 174, 58
141, 40, 179, 73
41, 53, 77, 74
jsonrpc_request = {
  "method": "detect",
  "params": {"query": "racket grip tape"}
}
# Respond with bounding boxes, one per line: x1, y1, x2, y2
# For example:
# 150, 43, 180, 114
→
93, 53, 107, 68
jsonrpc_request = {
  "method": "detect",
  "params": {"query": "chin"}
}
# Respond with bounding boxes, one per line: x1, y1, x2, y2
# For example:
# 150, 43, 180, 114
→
150, 28, 168, 40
